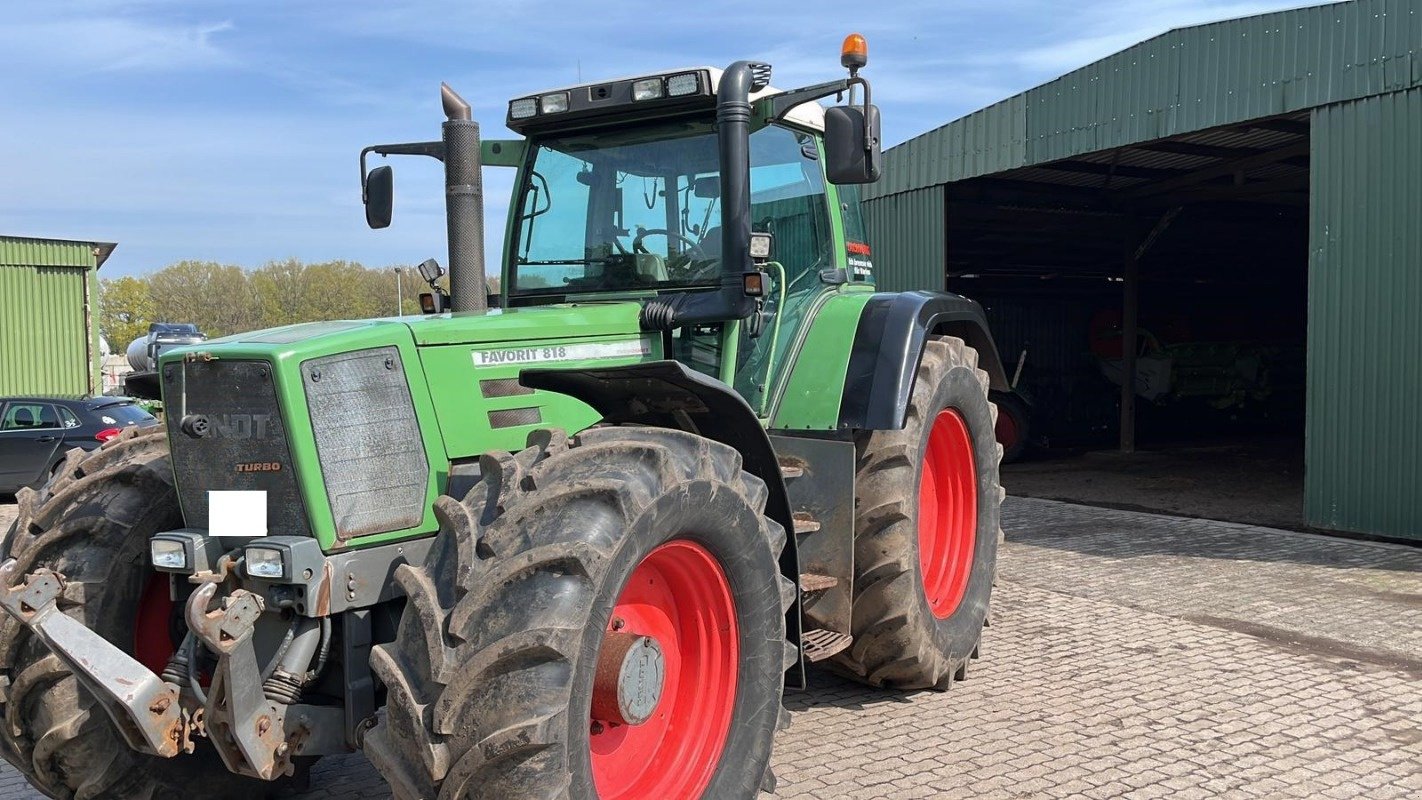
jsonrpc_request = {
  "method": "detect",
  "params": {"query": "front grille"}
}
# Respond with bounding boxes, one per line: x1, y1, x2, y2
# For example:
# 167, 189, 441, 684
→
163, 359, 311, 536
302, 347, 428, 542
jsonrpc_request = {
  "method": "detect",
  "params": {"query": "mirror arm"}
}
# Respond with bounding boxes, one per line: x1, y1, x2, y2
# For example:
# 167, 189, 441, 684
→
359, 141, 446, 199
767, 79, 852, 121
846, 76, 875, 152
768, 76, 875, 153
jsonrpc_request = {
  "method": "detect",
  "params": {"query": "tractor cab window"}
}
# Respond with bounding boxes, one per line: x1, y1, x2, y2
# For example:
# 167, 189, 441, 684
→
509, 122, 832, 300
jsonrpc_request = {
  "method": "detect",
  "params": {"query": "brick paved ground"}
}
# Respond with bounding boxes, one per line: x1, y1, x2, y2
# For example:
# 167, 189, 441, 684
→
2, 497, 1420, 798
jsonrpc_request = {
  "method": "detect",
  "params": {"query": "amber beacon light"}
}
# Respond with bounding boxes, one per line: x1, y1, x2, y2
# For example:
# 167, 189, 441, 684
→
841, 33, 868, 73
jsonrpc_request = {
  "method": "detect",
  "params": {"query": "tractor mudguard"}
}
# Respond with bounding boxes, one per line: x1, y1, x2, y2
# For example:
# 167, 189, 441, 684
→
520, 360, 806, 687
839, 290, 1009, 431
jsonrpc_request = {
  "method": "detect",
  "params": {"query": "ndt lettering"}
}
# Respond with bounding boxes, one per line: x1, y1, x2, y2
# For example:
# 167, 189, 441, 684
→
210, 414, 272, 440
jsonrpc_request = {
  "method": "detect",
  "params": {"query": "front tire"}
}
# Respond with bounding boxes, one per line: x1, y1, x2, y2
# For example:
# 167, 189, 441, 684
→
365, 427, 793, 799
832, 336, 1004, 690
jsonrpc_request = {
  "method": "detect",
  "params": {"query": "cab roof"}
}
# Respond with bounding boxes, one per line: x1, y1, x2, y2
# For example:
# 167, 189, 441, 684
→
516, 66, 826, 133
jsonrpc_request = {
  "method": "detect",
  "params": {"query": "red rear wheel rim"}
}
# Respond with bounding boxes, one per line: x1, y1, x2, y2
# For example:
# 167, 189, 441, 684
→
134, 574, 175, 674
918, 409, 978, 619
994, 404, 1019, 452
590, 540, 739, 799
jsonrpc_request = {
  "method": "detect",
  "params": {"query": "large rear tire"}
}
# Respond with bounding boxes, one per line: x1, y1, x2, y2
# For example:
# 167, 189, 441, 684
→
0, 427, 282, 799
831, 336, 1004, 690
364, 427, 793, 800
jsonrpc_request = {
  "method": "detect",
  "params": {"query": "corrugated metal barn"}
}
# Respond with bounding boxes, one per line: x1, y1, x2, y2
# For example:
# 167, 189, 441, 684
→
864, 0, 1420, 539
0, 236, 116, 396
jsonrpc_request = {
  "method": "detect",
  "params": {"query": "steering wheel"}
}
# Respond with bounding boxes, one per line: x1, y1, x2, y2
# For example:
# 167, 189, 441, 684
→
632, 228, 707, 260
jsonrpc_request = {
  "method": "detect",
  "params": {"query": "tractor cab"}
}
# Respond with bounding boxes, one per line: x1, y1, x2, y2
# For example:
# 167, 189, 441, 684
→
360, 40, 882, 413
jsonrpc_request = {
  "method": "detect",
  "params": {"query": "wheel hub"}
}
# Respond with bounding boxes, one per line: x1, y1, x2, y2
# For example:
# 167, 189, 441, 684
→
592, 633, 666, 726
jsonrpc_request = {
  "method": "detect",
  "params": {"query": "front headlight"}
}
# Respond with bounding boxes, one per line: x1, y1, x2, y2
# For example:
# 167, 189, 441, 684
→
245, 546, 287, 580
150, 539, 189, 571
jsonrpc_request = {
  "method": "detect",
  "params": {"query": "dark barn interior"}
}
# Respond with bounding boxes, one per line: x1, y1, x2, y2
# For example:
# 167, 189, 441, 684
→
946, 114, 1312, 527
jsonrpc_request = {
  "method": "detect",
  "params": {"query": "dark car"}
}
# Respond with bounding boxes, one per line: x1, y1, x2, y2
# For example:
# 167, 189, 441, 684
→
0, 396, 160, 494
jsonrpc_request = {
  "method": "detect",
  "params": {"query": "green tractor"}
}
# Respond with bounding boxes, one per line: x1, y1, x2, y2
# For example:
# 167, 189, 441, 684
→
0, 38, 1007, 799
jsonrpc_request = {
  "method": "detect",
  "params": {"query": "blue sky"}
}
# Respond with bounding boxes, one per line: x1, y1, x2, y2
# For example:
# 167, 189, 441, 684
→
1, 0, 1319, 277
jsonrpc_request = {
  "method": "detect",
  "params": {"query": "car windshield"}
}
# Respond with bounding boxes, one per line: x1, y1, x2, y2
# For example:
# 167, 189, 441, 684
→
510, 121, 832, 297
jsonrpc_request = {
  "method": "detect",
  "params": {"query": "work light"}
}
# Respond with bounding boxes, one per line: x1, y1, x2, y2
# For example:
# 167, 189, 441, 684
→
666, 73, 700, 97
540, 92, 569, 114
509, 97, 538, 119
631, 78, 664, 101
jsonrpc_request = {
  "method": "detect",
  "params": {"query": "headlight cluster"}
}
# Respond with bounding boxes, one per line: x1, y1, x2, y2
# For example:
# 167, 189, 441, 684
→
509, 91, 570, 120
507, 70, 705, 124
631, 72, 702, 101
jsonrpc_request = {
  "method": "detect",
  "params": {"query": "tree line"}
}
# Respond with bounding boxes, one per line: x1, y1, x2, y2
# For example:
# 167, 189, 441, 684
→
99, 259, 442, 350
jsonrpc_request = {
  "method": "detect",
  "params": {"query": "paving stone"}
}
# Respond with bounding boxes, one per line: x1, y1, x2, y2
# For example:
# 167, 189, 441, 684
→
1, 497, 1419, 798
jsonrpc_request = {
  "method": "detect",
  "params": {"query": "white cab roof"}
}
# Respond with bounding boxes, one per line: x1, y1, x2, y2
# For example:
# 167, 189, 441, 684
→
520, 65, 826, 132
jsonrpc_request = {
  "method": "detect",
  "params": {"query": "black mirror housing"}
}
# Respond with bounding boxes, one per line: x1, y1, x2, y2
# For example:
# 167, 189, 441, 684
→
364, 165, 394, 229
824, 104, 882, 185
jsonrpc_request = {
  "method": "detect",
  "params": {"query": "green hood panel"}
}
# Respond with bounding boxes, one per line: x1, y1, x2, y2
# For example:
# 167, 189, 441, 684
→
197, 301, 645, 350
403, 302, 645, 345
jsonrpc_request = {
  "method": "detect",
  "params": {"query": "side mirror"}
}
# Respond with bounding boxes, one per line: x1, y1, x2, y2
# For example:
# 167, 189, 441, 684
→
824, 104, 882, 185
364, 165, 394, 229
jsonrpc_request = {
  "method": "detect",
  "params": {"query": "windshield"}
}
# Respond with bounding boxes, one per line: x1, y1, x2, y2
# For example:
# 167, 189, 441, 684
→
510, 121, 833, 297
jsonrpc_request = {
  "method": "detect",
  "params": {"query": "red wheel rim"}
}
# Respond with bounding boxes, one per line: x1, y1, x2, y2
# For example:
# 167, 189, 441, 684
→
590, 540, 738, 799
994, 404, 1019, 453
134, 574, 175, 674
919, 409, 978, 619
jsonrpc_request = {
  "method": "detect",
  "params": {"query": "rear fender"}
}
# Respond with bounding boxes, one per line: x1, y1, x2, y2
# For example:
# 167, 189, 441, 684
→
839, 291, 1008, 431
520, 361, 806, 688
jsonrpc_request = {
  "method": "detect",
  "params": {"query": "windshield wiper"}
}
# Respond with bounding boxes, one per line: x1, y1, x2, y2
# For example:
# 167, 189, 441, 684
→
517, 257, 618, 266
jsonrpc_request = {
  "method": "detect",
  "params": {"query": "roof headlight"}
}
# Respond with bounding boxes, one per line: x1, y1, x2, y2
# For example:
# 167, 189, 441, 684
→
631, 78, 664, 101
666, 72, 700, 97
539, 91, 569, 114
509, 97, 538, 119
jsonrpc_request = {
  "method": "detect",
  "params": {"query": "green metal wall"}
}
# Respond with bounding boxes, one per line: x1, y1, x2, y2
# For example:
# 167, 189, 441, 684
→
1307, 88, 1422, 539
0, 237, 101, 396
866, 0, 1422, 200
859, 186, 945, 291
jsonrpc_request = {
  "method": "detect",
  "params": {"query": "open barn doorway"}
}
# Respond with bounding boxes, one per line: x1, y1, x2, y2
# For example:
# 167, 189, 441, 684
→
948, 113, 1311, 529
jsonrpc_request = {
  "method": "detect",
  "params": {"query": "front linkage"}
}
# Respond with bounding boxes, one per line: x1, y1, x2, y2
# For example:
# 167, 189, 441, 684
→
0, 560, 188, 758
0, 551, 339, 780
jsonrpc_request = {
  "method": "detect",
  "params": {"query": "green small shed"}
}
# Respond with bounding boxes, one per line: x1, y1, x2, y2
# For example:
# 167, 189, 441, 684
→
0, 236, 116, 396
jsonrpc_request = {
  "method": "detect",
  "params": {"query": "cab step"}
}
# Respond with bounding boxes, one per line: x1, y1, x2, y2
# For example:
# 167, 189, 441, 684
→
777, 457, 805, 480
799, 573, 839, 593
801, 629, 853, 662
791, 512, 821, 535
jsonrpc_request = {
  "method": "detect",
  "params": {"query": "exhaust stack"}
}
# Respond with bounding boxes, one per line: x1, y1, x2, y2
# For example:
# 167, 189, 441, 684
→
441, 83, 487, 313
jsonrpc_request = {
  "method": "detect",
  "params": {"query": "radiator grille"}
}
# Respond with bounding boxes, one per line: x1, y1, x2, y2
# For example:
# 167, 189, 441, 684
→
302, 347, 428, 542
162, 359, 310, 536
